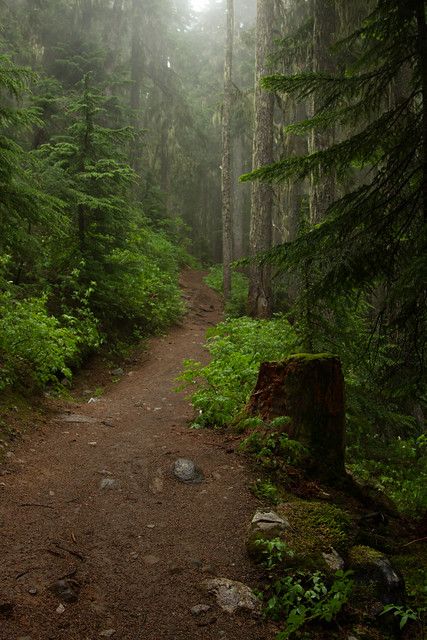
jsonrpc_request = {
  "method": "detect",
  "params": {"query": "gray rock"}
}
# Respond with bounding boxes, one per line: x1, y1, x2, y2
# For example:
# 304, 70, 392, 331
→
49, 578, 80, 603
99, 478, 119, 490
202, 578, 261, 615
191, 604, 211, 616
348, 545, 405, 606
111, 368, 124, 377
28, 588, 38, 596
251, 510, 290, 532
322, 548, 345, 572
99, 631, 116, 638
172, 458, 204, 484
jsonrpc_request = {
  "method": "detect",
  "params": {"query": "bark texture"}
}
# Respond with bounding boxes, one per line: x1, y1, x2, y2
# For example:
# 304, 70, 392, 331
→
221, 0, 234, 301
248, 0, 275, 318
247, 354, 346, 477
309, 0, 337, 224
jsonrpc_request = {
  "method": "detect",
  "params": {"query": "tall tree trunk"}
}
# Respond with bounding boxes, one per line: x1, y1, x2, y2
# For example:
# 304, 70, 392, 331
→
248, 0, 275, 318
415, 0, 427, 220
130, 0, 144, 174
221, 0, 234, 302
232, 133, 246, 260
309, 0, 336, 224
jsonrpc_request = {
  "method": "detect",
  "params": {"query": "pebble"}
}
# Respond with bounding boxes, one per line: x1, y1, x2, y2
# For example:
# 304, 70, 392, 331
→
111, 368, 124, 377
56, 604, 65, 614
17, 636, 32, 640
28, 588, 38, 596
100, 478, 119, 490
99, 631, 116, 638
191, 604, 211, 616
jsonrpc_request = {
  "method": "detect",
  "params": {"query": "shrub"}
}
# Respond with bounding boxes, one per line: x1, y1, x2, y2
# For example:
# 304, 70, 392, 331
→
179, 315, 299, 428
205, 264, 249, 317
0, 293, 80, 390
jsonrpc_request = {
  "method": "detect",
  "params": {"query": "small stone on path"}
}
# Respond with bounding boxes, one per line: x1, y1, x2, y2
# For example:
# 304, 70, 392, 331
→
191, 604, 211, 616
173, 458, 204, 484
56, 604, 65, 614
203, 578, 261, 615
100, 478, 119, 490
143, 554, 160, 566
100, 630, 116, 638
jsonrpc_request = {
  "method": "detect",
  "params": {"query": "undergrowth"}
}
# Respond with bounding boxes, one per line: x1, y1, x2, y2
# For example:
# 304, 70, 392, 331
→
179, 315, 300, 428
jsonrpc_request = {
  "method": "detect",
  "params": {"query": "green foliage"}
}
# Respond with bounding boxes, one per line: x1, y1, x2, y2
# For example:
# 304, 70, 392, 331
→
260, 570, 353, 639
250, 478, 281, 504
241, 0, 426, 390
241, 426, 309, 471
205, 264, 249, 317
179, 315, 299, 428
255, 537, 295, 570
381, 604, 423, 631
0, 293, 93, 390
348, 435, 427, 517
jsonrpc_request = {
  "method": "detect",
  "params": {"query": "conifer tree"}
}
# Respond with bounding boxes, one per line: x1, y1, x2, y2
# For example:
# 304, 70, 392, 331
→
242, 0, 427, 385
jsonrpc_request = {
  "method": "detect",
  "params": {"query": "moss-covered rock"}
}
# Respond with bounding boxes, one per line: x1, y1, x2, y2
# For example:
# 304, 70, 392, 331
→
348, 545, 405, 609
247, 499, 353, 573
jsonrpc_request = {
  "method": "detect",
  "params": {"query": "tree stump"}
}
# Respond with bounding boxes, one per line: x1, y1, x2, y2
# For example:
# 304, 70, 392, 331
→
247, 354, 345, 477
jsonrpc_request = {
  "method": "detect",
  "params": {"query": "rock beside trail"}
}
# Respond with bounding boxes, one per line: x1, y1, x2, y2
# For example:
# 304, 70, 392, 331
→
202, 578, 260, 615
247, 500, 352, 574
172, 458, 204, 484
348, 545, 405, 606
251, 510, 290, 534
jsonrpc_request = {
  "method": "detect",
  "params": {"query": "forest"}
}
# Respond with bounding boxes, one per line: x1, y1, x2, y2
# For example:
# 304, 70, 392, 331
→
0, 0, 426, 639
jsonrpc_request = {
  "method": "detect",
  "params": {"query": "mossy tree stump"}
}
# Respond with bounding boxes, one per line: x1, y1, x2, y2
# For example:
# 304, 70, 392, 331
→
247, 354, 345, 477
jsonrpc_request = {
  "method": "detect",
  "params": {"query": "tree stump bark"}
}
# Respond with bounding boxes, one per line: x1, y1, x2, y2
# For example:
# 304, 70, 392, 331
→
247, 354, 345, 477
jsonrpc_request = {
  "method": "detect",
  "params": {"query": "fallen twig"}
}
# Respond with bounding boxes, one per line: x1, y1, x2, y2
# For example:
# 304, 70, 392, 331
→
401, 536, 427, 548
19, 502, 54, 509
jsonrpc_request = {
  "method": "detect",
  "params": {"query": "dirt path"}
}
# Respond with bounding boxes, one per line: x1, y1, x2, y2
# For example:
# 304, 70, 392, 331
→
0, 270, 274, 640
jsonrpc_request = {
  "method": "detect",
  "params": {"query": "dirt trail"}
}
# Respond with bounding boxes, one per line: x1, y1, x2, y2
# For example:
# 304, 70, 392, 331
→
0, 270, 274, 640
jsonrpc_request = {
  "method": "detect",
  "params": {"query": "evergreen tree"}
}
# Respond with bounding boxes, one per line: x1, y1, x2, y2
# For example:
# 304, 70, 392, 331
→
243, 0, 427, 387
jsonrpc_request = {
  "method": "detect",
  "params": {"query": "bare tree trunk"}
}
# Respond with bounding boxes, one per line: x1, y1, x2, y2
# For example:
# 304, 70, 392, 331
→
248, 0, 275, 318
232, 134, 247, 259
309, 0, 336, 224
130, 0, 144, 174
221, 0, 234, 301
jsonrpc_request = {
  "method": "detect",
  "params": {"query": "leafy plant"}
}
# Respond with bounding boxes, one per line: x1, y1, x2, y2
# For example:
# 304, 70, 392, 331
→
205, 264, 249, 317
251, 478, 281, 504
254, 537, 295, 570
261, 570, 353, 639
179, 315, 299, 428
381, 604, 422, 630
